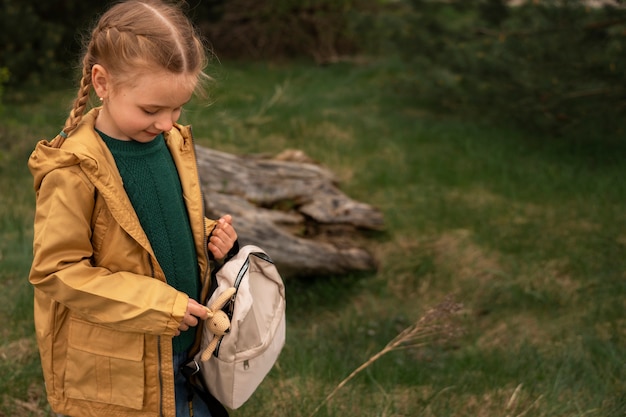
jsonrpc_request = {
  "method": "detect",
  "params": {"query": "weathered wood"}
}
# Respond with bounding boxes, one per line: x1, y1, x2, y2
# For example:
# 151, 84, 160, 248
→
195, 146, 385, 278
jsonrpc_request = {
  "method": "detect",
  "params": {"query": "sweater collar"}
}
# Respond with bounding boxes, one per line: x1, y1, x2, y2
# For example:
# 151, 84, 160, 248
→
97, 130, 166, 156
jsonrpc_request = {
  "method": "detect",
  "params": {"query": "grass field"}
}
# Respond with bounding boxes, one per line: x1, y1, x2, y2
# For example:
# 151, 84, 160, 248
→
1, 59, 624, 416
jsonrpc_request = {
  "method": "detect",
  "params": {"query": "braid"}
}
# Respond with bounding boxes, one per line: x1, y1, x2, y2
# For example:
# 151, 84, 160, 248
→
53, 52, 94, 148
66, 57, 93, 134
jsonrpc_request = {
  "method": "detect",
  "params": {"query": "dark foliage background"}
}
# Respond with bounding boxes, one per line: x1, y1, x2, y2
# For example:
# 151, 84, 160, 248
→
0, 0, 105, 86
385, 0, 626, 137
0, 0, 371, 87
1, 0, 625, 139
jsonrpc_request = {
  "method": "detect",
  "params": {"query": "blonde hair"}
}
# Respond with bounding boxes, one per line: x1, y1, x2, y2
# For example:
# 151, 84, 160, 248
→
53, 0, 208, 147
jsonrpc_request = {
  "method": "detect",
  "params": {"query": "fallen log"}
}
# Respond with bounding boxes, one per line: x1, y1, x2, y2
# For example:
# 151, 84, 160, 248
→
195, 146, 385, 278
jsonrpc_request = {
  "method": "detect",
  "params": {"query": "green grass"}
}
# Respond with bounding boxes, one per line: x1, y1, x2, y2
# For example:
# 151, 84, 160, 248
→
1, 59, 625, 416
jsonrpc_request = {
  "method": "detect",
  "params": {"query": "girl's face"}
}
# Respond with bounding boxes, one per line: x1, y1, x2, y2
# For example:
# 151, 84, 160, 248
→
94, 67, 196, 142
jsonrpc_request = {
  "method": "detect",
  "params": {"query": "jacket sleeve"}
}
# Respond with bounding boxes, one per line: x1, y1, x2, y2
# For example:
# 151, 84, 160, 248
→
204, 218, 217, 238
29, 166, 187, 336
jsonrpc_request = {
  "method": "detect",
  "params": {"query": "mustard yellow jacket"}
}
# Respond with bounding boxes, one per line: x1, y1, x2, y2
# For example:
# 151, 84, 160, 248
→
28, 108, 217, 417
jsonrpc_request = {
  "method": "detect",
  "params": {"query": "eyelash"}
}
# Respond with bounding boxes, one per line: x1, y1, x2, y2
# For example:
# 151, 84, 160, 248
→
142, 108, 182, 115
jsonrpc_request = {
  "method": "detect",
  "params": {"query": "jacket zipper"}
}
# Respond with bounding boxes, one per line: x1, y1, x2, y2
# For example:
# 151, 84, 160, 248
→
213, 255, 249, 357
183, 126, 212, 371
146, 254, 165, 417
188, 126, 212, 298
212, 252, 272, 358
157, 335, 164, 417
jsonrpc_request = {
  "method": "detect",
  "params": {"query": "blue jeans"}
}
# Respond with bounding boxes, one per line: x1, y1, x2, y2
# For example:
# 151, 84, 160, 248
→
174, 351, 213, 417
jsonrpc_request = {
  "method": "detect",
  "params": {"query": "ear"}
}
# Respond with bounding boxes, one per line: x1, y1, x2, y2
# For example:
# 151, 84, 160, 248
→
91, 64, 111, 99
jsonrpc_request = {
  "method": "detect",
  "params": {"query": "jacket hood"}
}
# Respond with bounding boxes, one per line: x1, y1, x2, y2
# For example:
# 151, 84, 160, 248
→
28, 109, 113, 192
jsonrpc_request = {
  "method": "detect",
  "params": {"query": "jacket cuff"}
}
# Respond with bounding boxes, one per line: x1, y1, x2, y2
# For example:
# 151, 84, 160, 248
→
166, 291, 189, 336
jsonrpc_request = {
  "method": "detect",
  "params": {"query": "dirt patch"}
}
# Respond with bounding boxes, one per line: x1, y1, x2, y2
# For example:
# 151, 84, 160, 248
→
1, 383, 51, 417
431, 229, 502, 286
0, 338, 37, 364
379, 228, 504, 304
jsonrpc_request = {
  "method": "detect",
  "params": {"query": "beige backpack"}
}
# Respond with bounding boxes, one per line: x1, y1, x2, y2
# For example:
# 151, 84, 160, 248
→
193, 245, 286, 410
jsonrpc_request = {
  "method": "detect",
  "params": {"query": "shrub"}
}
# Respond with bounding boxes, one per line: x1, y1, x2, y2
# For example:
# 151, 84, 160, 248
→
192, 0, 380, 64
1, 0, 380, 88
382, 0, 626, 138
0, 67, 9, 110
0, 0, 104, 88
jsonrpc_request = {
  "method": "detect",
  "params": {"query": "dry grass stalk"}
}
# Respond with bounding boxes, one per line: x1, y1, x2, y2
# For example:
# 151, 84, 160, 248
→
308, 297, 463, 417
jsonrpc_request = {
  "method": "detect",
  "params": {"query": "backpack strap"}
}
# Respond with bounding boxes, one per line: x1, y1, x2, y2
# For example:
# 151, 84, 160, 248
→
181, 359, 230, 417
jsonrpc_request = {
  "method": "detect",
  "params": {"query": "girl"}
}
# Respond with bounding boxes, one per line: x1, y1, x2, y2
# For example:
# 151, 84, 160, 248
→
28, 1, 236, 416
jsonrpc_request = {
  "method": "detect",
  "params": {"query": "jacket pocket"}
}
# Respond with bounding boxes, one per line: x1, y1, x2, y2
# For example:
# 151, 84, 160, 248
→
65, 318, 145, 410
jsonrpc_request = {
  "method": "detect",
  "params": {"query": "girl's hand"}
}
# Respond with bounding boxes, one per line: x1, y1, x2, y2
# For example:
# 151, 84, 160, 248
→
176, 298, 208, 336
208, 215, 237, 261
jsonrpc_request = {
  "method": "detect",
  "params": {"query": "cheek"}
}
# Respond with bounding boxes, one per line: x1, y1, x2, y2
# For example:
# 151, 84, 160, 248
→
127, 111, 151, 128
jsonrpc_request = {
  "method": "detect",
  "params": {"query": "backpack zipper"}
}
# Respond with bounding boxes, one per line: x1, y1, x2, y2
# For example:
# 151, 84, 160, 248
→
212, 252, 274, 357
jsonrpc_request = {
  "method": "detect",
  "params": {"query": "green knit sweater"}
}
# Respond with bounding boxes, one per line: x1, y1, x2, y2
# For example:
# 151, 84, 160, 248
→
99, 131, 199, 353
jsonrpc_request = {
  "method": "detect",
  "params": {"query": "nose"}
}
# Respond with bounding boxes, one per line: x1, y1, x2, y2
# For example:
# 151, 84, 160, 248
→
154, 113, 175, 132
